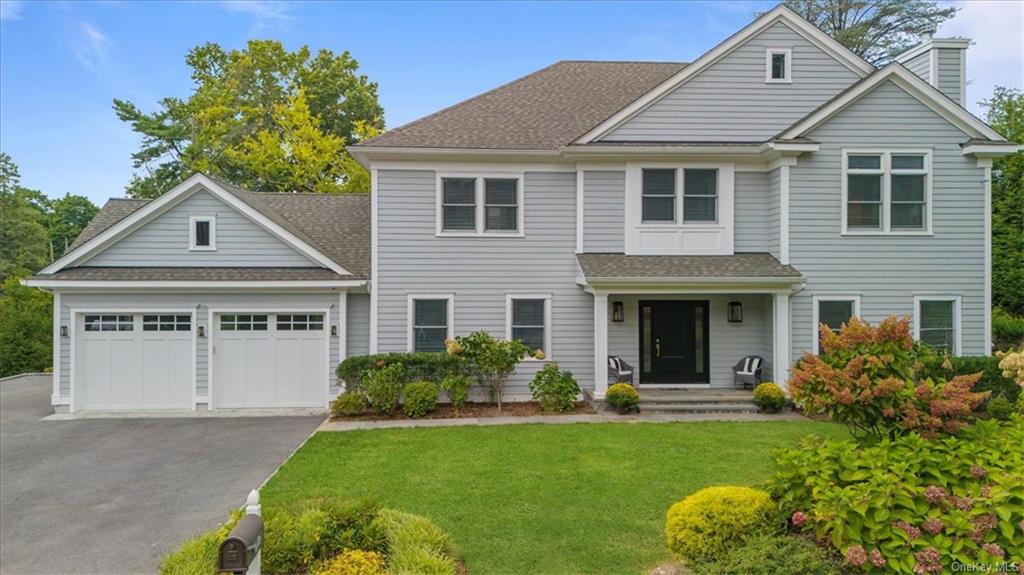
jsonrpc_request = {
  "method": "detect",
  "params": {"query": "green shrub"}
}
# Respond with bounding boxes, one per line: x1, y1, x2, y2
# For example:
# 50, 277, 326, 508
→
364, 363, 405, 415
770, 418, 1024, 574
605, 383, 639, 413
690, 534, 843, 575
753, 382, 786, 413
371, 509, 459, 575
159, 511, 241, 575
403, 381, 439, 418
0, 277, 52, 378
331, 391, 367, 418
986, 396, 1014, 420
451, 330, 529, 410
262, 498, 385, 574
440, 374, 471, 409
791, 316, 989, 441
528, 363, 580, 412
994, 307, 1024, 350
337, 353, 458, 390
312, 549, 387, 575
665, 486, 772, 562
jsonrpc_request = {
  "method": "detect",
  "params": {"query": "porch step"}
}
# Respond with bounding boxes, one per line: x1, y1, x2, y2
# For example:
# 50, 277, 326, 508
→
634, 389, 760, 414
639, 402, 760, 414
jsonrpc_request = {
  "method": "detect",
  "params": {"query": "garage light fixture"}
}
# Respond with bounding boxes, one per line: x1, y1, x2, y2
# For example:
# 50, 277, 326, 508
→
197, 325, 206, 338
331, 325, 338, 336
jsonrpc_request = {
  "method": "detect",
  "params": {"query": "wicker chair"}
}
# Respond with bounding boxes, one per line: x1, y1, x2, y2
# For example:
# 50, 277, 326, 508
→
733, 355, 765, 389
607, 356, 634, 385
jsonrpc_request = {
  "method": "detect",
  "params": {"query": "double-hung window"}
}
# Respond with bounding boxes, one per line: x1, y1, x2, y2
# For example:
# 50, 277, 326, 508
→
642, 169, 676, 222
641, 168, 719, 223
409, 295, 453, 352
507, 295, 550, 356
439, 175, 522, 235
843, 151, 930, 234
812, 295, 860, 353
683, 169, 718, 222
915, 296, 960, 355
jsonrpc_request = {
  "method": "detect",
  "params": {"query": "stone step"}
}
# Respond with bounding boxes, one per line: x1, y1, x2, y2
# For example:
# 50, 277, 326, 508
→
639, 402, 760, 413
638, 395, 754, 403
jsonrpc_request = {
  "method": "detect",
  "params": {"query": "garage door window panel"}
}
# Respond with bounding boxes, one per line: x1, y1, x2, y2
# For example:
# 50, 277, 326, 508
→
277, 314, 324, 331
143, 314, 191, 332
84, 314, 134, 332
220, 314, 268, 331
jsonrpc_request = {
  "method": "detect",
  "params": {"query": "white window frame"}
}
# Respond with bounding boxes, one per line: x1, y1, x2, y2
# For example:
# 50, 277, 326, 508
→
505, 293, 552, 361
765, 48, 792, 83
407, 293, 455, 352
913, 295, 962, 355
811, 294, 862, 354
189, 215, 217, 251
841, 149, 932, 236
436, 173, 524, 237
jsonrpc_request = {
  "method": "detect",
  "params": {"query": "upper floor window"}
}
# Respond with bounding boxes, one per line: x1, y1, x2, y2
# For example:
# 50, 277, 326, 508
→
408, 295, 453, 352
642, 169, 675, 222
843, 150, 931, 235
641, 168, 719, 223
683, 169, 717, 222
766, 48, 791, 83
914, 296, 960, 355
189, 215, 216, 250
438, 175, 522, 236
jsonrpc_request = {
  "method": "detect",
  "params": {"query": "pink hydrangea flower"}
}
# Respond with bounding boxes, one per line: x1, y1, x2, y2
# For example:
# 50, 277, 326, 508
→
970, 465, 987, 478
913, 548, 942, 574
791, 511, 807, 527
924, 485, 948, 504
980, 485, 992, 498
869, 549, 886, 568
921, 518, 943, 535
845, 545, 867, 567
951, 496, 974, 511
982, 543, 1005, 559
893, 520, 922, 539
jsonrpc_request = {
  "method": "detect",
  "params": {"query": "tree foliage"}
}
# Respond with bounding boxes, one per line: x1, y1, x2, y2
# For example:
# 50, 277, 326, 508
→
0, 277, 52, 377
115, 40, 384, 198
780, 0, 958, 65
982, 87, 1024, 316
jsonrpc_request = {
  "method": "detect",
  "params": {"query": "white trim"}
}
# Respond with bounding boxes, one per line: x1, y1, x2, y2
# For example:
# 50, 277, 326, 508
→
929, 48, 939, 88
188, 215, 217, 251
894, 38, 971, 64
370, 160, 571, 172
575, 5, 873, 143
41, 173, 353, 276
593, 292, 609, 399
779, 165, 790, 264
773, 293, 791, 387
191, 304, 199, 410
206, 307, 213, 410
765, 47, 792, 83
780, 64, 1005, 141
369, 168, 379, 354
338, 291, 348, 365
962, 143, 1024, 158
51, 291, 62, 405
436, 172, 525, 237
575, 170, 584, 253
983, 164, 992, 355
505, 293, 553, 361
811, 294, 862, 354
24, 279, 365, 289
840, 149, 933, 235
406, 293, 455, 352
959, 48, 966, 106
913, 295, 962, 355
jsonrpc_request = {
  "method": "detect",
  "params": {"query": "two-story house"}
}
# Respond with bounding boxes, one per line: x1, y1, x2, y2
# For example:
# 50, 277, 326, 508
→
27, 6, 1018, 413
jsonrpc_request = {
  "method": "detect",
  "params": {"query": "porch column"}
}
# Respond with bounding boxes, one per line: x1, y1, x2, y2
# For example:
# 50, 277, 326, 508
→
338, 290, 348, 361
593, 292, 609, 399
773, 293, 791, 389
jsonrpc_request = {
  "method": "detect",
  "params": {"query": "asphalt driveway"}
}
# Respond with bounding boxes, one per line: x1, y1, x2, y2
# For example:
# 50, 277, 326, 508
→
0, 375, 323, 574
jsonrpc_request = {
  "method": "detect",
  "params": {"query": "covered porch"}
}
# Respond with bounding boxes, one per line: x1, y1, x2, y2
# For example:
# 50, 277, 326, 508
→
576, 253, 804, 399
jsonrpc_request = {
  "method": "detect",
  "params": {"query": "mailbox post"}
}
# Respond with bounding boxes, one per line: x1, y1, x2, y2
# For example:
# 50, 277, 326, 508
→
219, 490, 263, 575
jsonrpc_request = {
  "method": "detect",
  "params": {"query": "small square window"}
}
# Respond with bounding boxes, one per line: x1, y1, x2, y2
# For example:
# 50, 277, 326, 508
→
190, 216, 216, 250
766, 49, 791, 82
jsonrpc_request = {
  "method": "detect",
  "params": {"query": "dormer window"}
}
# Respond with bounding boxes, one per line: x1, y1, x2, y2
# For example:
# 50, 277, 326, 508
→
766, 48, 791, 83
189, 215, 216, 251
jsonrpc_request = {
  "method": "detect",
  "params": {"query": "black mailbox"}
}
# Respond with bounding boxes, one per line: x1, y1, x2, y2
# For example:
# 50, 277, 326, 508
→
219, 514, 263, 574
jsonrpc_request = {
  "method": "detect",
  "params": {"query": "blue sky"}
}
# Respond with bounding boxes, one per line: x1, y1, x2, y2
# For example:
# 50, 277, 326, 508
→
1, 0, 1020, 205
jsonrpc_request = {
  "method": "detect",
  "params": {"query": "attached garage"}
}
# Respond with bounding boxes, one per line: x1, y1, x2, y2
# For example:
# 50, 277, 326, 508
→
212, 312, 329, 408
76, 313, 194, 410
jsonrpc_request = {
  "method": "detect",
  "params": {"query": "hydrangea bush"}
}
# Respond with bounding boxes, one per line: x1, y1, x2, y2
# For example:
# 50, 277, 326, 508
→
770, 418, 1024, 574
788, 316, 989, 440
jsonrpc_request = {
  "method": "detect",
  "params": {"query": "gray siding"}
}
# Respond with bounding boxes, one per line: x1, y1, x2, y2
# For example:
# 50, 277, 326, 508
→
607, 294, 775, 387
376, 170, 594, 397
789, 80, 985, 361
604, 21, 861, 142
937, 48, 963, 104
903, 51, 932, 84
85, 190, 316, 267
583, 170, 625, 252
56, 291, 362, 401
734, 171, 778, 256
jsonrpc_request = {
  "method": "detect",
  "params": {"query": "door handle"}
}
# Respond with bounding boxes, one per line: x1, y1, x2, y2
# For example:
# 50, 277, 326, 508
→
655, 339, 661, 358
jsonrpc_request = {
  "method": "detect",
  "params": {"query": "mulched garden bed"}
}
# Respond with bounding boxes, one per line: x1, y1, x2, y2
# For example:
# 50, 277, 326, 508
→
331, 401, 596, 421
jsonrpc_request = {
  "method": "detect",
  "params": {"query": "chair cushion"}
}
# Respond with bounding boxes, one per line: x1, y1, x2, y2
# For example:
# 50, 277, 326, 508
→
608, 356, 622, 372
736, 357, 762, 375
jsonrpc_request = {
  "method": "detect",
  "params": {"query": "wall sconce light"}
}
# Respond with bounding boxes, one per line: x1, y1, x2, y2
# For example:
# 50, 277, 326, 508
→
60, 325, 69, 337
612, 301, 624, 323
727, 301, 743, 323
331, 325, 339, 336
197, 325, 206, 338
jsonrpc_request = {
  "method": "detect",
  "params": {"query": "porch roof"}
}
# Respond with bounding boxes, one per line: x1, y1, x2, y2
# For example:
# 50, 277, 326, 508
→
576, 253, 802, 287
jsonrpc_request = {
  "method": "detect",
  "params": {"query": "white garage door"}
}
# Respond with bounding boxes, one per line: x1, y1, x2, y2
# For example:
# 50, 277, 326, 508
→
212, 313, 327, 408
77, 314, 193, 410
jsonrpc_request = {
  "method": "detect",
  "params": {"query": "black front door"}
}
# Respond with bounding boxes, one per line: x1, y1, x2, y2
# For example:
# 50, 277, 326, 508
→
639, 301, 710, 384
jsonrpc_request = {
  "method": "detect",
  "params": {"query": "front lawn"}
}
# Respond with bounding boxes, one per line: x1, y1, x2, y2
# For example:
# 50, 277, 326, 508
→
262, 421, 844, 574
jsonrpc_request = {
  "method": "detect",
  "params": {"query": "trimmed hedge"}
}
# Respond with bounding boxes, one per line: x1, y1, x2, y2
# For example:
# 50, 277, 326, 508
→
337, 353, 459, 390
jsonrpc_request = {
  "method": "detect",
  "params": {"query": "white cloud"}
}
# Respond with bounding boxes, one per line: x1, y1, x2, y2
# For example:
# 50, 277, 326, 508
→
938, 0, 1024, 116
0, 0, 24, 21
72, 21, 112, 72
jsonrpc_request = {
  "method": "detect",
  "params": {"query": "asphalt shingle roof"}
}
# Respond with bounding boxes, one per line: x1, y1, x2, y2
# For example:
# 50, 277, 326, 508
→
35, 267, 348, 281
576, 253, 802, 280
357, 60, 687, 150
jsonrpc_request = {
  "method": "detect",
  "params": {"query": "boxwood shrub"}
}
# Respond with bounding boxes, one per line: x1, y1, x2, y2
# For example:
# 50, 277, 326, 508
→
665, 485, 773, 562
337, 353, 459, 390
403, 381, 439, 418
690, 534, 844, 575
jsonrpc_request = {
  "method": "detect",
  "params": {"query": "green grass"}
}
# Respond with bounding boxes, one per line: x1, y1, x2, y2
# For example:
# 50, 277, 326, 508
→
262, 421, 844, 574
